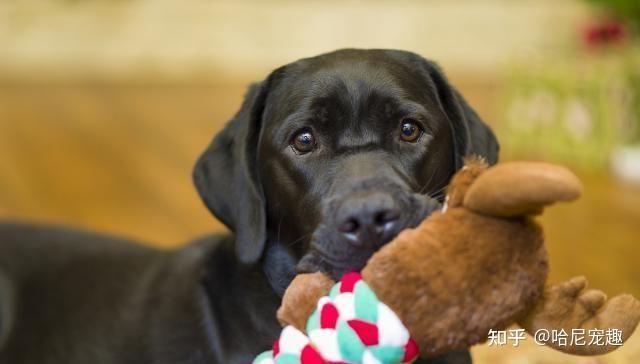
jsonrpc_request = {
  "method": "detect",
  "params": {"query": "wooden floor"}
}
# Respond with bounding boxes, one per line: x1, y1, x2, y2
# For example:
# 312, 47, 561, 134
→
0, 83, 246, 246
0, 82, 638, 362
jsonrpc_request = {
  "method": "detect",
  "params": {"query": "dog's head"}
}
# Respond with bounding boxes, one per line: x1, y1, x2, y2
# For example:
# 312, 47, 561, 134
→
194, 49, 498, 290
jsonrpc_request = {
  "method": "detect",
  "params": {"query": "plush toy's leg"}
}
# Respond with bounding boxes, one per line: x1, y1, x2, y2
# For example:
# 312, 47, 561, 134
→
518, 276, 640, 355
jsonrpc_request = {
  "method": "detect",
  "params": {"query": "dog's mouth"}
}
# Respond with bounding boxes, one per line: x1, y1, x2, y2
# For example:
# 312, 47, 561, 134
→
295, 193, 442, 280
296, 247, 369, 280
295, 226, 405, 280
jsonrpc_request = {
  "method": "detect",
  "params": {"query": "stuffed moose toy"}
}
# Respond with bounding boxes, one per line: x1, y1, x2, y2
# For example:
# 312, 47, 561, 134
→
253, 157, 640, 364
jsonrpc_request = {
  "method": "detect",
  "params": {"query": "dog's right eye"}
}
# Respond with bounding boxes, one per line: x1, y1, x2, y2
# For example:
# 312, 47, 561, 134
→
291, 129, 316, 154
399, 118, 423, 143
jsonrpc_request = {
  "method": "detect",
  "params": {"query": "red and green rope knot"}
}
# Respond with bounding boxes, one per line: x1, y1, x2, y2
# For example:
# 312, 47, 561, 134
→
253, 272, 419, 364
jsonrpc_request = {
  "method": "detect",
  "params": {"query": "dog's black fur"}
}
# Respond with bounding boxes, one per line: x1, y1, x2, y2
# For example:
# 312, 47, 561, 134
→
0, 49, 498, 364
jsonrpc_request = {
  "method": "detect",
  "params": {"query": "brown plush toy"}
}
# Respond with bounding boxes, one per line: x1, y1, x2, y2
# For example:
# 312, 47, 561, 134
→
277, 157, 640, 359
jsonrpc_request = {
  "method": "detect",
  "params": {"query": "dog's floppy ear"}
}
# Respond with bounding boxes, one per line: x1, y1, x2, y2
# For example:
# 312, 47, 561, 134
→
422, 60, 500, 168
193, 80, 272, 264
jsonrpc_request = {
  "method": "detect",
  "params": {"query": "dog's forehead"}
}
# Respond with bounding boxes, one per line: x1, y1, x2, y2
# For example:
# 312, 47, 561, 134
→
302, 60, 408, 103
312, 62, 402, 92
273, 61, 412, 124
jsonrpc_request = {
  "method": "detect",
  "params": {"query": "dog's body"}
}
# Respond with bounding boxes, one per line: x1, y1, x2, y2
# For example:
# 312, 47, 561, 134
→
0, 49, 497, 364
0, 224, 281, 363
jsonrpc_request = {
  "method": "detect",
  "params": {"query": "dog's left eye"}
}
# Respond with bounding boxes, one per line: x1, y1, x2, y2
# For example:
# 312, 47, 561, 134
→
399, 119, 422, 142
291, 129, 316, 154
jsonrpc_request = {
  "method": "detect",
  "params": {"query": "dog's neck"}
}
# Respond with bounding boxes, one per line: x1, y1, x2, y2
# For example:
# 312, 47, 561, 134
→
198, 237, 283, 362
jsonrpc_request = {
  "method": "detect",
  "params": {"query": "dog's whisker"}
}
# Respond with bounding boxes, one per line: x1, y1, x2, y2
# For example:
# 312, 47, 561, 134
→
431, 190, 446, 200
286, 233, 310, 248
419, 168, 439, 194
428, 184, 448, 198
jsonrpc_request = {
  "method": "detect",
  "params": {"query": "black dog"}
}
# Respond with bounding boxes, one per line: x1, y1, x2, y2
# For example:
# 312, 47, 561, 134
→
0, 49, 498, 364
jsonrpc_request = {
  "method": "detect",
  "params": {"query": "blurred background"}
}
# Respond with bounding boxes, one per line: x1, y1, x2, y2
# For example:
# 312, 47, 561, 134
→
0, 0, 639, 362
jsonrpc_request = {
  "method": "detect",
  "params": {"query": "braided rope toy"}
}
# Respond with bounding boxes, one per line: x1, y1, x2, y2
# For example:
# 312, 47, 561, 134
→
253, 272, 419, 364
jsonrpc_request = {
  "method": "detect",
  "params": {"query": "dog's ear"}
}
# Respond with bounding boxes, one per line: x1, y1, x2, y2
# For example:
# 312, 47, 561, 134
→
193, 80, 272, 264
421, 60, 500, 168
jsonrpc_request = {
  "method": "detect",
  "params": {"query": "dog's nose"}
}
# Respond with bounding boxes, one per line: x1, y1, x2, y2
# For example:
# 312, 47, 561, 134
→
336, 192, 401, 247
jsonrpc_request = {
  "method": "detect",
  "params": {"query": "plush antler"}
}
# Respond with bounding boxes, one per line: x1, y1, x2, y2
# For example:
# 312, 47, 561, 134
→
463, 161, 583, 217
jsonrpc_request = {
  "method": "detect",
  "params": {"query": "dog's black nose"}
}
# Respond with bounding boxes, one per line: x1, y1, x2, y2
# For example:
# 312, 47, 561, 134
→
336, 192, 401, 247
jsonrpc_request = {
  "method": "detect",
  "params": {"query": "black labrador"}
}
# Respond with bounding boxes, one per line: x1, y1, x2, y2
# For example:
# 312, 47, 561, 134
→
0, 49, 498, 364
